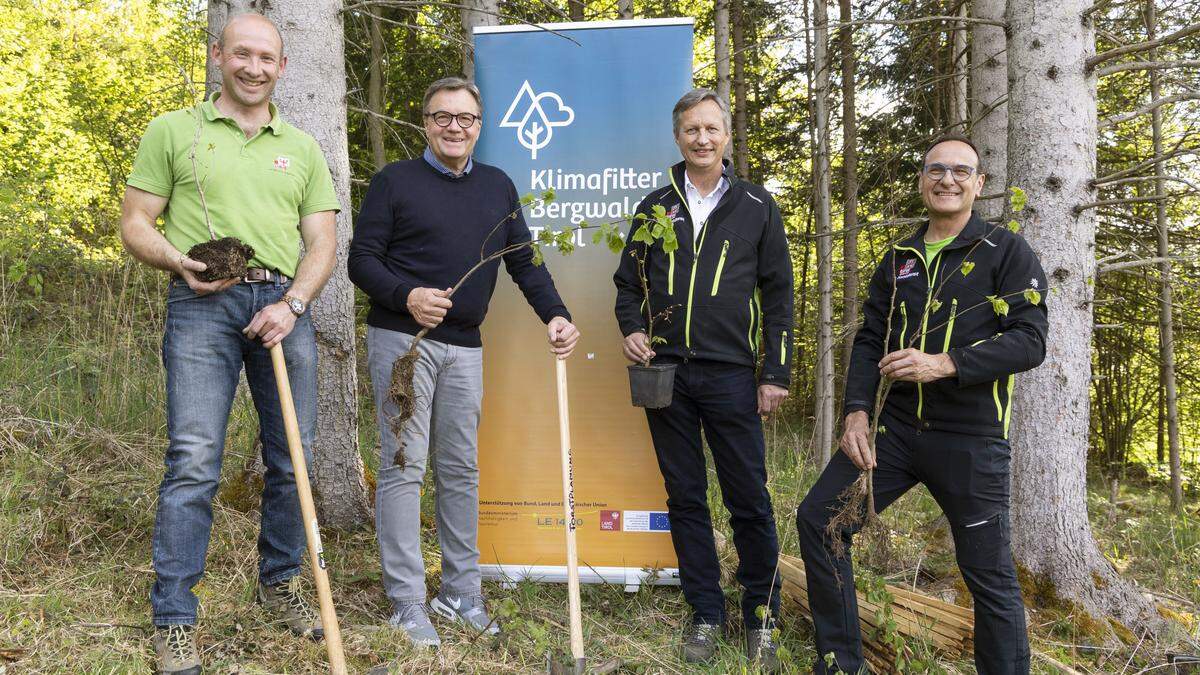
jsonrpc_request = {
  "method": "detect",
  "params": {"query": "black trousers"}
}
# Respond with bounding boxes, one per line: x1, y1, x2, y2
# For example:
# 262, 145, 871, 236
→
646, 359, 781, 629
796, 411, 1029, 675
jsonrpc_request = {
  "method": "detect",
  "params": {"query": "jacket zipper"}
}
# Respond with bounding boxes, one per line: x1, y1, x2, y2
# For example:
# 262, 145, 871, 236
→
898, 301, 908, 349
780, 330, 787, 365
710, 240, 730, 296
942, 298, 958, 352
668, 250, 675, 295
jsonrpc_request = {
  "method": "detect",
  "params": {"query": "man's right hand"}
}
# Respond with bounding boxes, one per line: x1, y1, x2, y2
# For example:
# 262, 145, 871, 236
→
622, 331, 655, 364
840, 410, 876, 470
177, 255, 237, 296
407, 287, 453, 328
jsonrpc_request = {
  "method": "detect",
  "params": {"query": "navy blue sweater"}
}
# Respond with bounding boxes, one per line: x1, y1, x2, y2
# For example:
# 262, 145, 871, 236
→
348, 158, 570, 347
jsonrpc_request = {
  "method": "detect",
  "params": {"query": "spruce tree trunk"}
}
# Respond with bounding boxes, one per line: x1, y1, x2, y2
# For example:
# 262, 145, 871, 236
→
1145, 0, 1183, 512
1006, 0, 1162, 631
811, 0, 834, 467
617, 0, 633, 19
568, 0, 585, 22
969, 0, 1007, 220
367, 13, 387, 171
950, 0, 968, 127
732, 0, 750, 179
715, 0, 731, 107
461, 0, 499, 79
838, 0, 858, 373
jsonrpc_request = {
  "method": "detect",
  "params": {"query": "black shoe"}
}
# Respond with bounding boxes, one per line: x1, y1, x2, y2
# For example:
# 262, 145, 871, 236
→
682, 622, 723, 664
746, 627, 781, 673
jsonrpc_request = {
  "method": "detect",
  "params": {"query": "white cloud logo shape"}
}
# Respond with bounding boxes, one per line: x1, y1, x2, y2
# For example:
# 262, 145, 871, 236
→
499, 80, 576, 160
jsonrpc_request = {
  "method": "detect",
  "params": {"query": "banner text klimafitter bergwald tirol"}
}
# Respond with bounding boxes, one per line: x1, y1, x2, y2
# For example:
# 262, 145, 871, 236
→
473, 19, 693, 588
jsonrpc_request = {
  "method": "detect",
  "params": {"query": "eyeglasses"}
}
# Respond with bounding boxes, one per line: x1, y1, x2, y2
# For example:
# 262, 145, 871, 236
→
424, 111, 479, 128
923, 163, 979, 182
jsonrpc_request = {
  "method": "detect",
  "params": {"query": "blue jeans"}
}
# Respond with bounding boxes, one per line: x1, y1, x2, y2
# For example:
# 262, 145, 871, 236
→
151, 279, 316, 626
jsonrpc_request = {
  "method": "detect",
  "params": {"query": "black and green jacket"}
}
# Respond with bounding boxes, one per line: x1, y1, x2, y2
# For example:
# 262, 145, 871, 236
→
844, 213, 1049, 437
613, 161, 794, 388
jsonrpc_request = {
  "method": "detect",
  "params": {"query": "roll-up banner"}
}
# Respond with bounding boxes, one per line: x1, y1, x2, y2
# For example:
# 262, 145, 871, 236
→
473, 18, 693, 590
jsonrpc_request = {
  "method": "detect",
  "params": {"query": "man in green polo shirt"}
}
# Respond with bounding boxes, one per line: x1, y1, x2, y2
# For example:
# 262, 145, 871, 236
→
119, 13, 340, 674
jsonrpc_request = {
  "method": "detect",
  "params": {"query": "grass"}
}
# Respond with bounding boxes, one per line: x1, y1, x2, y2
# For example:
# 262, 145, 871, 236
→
1, 262, 1198, 673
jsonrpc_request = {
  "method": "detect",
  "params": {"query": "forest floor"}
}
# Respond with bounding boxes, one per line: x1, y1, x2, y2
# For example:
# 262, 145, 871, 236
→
1, 264, 1198, 674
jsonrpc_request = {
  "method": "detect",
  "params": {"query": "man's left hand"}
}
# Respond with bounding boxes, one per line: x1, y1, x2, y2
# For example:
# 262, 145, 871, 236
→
878, 348, 956, 383
758, 384, 788, 416
244, 301, 297, 348
547, 316, 580, 360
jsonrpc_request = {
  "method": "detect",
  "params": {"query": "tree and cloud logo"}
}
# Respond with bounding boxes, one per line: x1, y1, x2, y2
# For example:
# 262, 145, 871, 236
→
499, 80, 575, 159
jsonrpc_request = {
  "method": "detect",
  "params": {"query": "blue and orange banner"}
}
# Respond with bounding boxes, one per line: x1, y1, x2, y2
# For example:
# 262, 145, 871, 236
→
473, 18, 694, 587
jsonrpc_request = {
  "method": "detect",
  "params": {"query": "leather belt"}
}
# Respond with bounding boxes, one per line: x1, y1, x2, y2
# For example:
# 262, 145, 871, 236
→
243, 267, 290, 283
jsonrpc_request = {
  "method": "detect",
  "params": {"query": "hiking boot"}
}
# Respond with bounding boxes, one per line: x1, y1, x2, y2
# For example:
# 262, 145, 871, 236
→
682, 623, 723, 664
389, 602, 442, 649
152, 624, 201, 675
430, 592, 500, 635
257, 577, 323, 639
746, 628, 781, 673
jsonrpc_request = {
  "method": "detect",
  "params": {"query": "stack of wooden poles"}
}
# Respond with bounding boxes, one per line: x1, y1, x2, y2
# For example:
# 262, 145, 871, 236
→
776, 553, 975, 673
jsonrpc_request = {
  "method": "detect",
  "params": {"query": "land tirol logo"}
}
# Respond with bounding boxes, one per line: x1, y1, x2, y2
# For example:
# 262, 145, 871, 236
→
499, 80, 575, 160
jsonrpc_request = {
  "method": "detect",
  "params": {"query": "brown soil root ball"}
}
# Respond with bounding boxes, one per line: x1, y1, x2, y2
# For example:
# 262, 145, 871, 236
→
386, 348, 421, 468
187, 237, 255, 281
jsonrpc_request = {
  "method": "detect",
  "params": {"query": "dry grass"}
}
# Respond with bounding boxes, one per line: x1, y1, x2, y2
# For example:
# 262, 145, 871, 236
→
1, 262, 1197, 673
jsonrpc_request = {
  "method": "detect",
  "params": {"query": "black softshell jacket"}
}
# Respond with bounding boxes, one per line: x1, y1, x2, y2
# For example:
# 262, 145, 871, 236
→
614, 161, 794, 388
844, 213, 1049, 437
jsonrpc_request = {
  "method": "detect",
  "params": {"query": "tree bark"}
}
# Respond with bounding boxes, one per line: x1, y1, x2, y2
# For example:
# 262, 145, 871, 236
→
205, 0, 229, 95
732, 0, 750, 178
811, 0, 834, 467
568, 0, 585, 22
460, 0, 499, 79
1145, 0, 1183, 512
367, 12, 388, 171
838, 0, 858, 375
715, 0, 730, 107
1006, 0, 1163, 631
970, 0, 1007, 220
264, 1, 372, 529
617, 0, 633, 19
950, 0, 969, 128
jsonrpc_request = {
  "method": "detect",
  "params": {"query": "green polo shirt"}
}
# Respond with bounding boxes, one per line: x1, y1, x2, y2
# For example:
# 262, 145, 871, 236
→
127, 92, 340, 277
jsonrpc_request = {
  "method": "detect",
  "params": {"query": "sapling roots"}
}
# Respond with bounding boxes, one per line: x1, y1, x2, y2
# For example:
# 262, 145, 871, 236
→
186, 236, 254, 281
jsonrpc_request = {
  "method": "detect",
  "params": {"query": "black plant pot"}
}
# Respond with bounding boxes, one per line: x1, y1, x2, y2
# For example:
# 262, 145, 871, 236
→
627, 362, 677, 409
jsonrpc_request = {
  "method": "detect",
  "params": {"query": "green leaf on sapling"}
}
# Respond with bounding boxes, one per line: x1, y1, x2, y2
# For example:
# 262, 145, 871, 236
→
1009, 186, 1027, 212
1007, 220, 1020, 233
1024, 288, 1041, 306
930, 299, 943, 314
542, 188, 556, 203
531, 245, 544, 266
987, 294, 1009, 316
961, 261, 975, 277
520, 192, 536, 207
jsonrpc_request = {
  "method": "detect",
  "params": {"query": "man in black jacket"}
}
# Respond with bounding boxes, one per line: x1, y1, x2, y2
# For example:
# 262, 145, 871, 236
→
797, 136, 1048, 675
614, 89, 793, 670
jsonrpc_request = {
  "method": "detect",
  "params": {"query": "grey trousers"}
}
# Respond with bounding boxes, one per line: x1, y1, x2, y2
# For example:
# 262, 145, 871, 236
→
368, 326, 484, 608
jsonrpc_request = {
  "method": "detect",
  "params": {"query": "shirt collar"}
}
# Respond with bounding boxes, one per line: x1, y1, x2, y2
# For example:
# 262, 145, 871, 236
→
202, 91, 284, 136
684, 171, 728, 200
424, 146, 473, 177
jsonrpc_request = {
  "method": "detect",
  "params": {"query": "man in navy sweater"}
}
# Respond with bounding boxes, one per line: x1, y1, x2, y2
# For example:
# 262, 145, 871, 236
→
348, 77, 579, 648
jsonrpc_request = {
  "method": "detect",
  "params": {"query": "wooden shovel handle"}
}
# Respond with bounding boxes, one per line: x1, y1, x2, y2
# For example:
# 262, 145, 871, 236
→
555, 358, 585, 666
270, 344, 347, 675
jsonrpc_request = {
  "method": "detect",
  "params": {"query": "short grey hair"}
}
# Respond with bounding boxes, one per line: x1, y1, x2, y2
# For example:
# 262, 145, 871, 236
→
422, 77, 483, 115
671, 88, 731, 135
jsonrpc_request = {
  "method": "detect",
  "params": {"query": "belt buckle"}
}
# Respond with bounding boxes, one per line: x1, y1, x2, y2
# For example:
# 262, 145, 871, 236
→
243, 268, 271, 283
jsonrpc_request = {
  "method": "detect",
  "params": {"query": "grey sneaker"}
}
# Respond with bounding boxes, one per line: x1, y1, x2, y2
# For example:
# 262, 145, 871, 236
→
152, 624, 201, 675
682, 623, 723, 664
746, 628, 781, 673
430, 593, 500, 635
257, 577, 323, 639
389, 602, 442, 649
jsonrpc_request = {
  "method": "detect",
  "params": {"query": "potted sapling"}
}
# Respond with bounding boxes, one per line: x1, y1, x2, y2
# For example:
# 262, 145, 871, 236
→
624, 205, 681, 409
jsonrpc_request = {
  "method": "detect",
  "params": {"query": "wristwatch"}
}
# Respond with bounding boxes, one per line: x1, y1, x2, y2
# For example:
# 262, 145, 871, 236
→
282, 294, 306, 316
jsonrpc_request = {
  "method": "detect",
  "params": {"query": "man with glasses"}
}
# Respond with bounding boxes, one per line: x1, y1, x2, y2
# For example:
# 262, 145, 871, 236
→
796, 135, 1048, 674
349, 76, 579, 648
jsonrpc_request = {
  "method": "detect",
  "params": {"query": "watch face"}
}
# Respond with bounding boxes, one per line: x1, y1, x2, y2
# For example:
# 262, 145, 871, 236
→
287, 297, 304, 314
